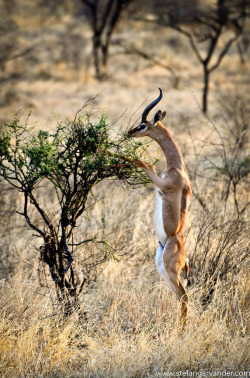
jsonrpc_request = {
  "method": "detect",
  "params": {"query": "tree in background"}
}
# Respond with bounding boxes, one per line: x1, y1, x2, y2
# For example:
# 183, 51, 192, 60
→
81, 0, 133, 78
152, 0, 249, 113
0, 104, 152, 316
0, 0, 34, 107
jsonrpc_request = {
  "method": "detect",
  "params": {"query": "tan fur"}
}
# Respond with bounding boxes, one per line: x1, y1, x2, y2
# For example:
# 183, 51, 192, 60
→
129, 107, 192, 328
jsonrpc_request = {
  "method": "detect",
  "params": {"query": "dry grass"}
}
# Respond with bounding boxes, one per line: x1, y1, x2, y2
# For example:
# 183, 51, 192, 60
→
1, 164, 249, 376
0, 265, 249, 377
0, 180, 249, 376
0, 1, 250, 376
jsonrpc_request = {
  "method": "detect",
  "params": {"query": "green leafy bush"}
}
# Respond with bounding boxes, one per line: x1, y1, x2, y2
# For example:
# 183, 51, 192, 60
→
0, 108, 154, 316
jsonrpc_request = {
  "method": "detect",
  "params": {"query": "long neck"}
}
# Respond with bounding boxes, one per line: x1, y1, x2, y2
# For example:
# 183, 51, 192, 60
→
150, 122, 183, 169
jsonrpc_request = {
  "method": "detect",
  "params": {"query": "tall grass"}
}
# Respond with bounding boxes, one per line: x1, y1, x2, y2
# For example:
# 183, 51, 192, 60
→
0, 262, 249, 377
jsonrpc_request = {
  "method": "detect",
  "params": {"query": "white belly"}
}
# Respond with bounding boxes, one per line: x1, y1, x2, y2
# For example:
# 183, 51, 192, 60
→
154, 188, 167, 246
155, 243, 172, 290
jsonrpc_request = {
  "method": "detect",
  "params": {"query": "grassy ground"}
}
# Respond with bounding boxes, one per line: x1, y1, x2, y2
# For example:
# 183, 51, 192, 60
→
0, 266, 249, 376
0, 1, 249, 376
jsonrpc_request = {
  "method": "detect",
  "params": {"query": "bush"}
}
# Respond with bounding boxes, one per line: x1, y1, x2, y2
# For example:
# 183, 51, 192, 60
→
0, 106, 154, 316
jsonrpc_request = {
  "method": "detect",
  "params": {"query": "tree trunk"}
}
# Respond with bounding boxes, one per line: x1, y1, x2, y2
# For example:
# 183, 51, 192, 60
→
101, 43, 108, 70
93, 35, 108, 78
40, 238, 86, 319
202, 65, 210, 114
93, 34, 101, 77
236, 40, 245, 65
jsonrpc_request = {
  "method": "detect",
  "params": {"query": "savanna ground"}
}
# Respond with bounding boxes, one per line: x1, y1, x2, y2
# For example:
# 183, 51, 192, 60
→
0, 1, 249, 376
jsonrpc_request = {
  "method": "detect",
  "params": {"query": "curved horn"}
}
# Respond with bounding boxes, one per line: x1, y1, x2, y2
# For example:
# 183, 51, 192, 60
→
141, 88, 163, 123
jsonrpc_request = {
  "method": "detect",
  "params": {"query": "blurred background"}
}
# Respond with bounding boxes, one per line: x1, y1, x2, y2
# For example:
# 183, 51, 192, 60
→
1, 0, 249, 123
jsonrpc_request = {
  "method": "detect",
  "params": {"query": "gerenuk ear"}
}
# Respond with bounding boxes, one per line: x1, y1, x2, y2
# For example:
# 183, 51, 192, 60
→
161, 111, 166, 121
152, 110, 166, 125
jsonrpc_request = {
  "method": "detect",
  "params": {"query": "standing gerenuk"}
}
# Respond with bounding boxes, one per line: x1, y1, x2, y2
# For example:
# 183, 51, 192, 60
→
128, 89, 192, 328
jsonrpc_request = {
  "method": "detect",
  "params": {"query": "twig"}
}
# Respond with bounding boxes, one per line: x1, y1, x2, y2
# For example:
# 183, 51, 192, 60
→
73, 95, 100, 124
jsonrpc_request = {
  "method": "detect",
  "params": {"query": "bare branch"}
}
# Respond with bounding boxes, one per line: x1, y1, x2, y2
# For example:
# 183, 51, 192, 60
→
210, 34, 239, 73
169, 23, 204, 64
117, 44, 175, 73
29, 191, 56, 237
18, 191, 45, 237
0, 44, 37, 65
